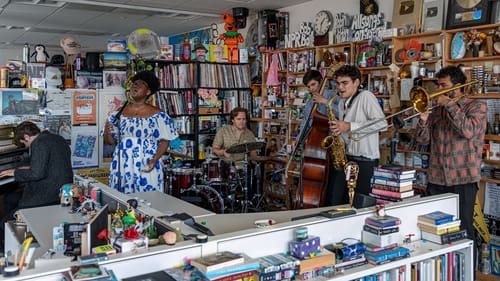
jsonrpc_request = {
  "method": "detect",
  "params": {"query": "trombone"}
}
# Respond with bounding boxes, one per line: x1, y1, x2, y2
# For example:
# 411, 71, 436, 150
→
349, 80, 478, 141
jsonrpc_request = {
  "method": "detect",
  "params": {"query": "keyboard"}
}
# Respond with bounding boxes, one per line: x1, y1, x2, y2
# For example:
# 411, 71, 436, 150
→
0, 176, 14, 186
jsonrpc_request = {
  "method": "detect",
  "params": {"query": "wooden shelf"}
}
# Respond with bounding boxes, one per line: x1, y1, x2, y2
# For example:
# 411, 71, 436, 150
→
484, 159, 500, 166
480, 177, 500, 184
476, 271, 500, 281
485, 134, 500, 142
470, 94, 500, 99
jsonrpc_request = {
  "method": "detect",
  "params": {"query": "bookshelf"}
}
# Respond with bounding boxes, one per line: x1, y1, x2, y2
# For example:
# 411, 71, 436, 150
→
144, 60, 251, 168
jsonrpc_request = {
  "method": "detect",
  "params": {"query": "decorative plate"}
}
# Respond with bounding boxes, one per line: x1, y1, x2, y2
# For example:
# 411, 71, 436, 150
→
494, 42, 500, 55
402, 39, 421, 61
451, 31, 466, 59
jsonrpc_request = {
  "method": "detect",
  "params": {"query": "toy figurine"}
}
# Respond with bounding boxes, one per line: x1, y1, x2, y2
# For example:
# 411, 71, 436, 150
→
60, 184, 73, 206
31, 44, 49, 63
218, 12, 244, 63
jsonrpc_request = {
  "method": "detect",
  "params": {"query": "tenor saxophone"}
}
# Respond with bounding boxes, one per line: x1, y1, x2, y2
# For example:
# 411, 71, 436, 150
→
320, 97, 347, 170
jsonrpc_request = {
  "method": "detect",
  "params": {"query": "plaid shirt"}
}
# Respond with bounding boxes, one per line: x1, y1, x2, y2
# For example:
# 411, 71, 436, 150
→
415, 97, 487, 186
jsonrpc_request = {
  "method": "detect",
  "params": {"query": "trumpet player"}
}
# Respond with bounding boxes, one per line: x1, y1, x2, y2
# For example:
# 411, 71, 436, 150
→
415, 66, 487, 270
328, 65, 387, 205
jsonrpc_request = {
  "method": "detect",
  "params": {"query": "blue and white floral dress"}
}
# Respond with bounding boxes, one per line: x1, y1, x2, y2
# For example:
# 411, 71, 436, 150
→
108, 111, 178, 193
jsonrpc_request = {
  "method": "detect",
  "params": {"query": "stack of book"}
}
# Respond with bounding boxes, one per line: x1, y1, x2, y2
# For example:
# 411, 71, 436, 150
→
369, 165, 417, 204
294, 248, 335, 280
189, 251, 260, 281
417, 211, 467, 244
362, 215, 410, 265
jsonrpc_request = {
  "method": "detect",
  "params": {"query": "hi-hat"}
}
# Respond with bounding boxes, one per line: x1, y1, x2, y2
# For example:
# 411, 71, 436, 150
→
226, 142, 265, 154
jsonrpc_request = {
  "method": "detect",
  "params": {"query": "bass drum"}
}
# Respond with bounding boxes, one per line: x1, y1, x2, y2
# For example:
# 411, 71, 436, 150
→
189, 185, 224, 214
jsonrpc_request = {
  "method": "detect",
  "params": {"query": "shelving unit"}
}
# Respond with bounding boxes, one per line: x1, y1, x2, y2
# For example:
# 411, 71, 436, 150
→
145, 60, 251, 168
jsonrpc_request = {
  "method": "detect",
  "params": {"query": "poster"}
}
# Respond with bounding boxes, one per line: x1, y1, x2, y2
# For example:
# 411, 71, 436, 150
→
98, 89, 125, 166
0, 89, 40, 115
71, 125, 98, 168
44, 115, 71, 141
43, 89, 71, 115
71, 90, 97, 125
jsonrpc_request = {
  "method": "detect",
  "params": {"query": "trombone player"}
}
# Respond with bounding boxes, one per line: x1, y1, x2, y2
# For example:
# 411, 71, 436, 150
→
415, 65, 487, 269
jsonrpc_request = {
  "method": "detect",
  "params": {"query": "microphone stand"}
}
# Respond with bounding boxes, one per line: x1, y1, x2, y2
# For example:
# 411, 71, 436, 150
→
114, 101, 128, 192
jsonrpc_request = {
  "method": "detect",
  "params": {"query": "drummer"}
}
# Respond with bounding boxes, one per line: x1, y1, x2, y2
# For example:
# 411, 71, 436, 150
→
212, 107, 258, 167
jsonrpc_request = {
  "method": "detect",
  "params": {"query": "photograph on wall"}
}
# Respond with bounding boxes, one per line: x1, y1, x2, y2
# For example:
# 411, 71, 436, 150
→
71, 125, 98, 168
71, 89, 97, 125
0, 89, 40, 115
103, 70, 127, 89
98, 89, 126, 166
43, 89, 71, 115
44, 115, 71, 142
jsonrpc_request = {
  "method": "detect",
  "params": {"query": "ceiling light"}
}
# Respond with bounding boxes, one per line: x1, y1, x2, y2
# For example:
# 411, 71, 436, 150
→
61, 0, 219, 18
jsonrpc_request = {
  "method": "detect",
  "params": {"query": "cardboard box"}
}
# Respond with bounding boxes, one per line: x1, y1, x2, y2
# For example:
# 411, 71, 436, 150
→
289, 236, 321, 259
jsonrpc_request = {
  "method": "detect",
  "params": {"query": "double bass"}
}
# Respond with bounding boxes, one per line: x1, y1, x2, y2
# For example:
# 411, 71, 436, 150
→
286, 63, 343, 209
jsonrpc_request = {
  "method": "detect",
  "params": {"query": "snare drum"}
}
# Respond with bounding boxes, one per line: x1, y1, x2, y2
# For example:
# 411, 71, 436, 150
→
171, 168, 194, 197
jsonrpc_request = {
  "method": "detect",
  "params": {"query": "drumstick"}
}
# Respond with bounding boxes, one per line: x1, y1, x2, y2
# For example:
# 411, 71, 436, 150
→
18, 236, 33, 271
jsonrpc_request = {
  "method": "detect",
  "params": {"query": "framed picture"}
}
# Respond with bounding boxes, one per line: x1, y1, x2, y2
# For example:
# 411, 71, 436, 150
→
445, 0, 491, 29
421, 0, 444, 32
392, 0, 424, 34
103, 70, 127, 89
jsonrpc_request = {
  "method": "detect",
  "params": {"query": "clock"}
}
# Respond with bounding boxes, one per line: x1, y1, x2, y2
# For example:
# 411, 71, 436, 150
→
314, 10, 333, 36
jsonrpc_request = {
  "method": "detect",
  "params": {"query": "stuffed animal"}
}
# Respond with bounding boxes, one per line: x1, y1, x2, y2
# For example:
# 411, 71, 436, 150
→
218, 13, 244, 63
31, 44, 49, 63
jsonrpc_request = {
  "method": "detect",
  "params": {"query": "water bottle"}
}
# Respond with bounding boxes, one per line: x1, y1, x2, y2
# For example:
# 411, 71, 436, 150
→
22, 43, 30, 64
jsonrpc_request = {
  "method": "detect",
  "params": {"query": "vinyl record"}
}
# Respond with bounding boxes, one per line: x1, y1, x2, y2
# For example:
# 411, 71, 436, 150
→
456, 0, 481, 9
127, 28, 161, 59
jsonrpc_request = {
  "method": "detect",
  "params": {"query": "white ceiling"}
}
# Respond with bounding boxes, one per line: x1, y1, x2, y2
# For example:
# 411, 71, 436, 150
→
0, 0, 310, 52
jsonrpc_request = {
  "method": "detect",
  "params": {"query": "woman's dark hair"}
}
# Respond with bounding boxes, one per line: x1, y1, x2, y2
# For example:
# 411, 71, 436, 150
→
229, 107, 248, 124
14, 121, 40, 147
303, 69, 323, 85
334, 65, 361, 82
132, 71, 160, 94
436, 65, 467, 85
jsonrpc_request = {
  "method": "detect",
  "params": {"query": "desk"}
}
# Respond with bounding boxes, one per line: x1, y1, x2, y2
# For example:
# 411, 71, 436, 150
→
133, 191, 214, 218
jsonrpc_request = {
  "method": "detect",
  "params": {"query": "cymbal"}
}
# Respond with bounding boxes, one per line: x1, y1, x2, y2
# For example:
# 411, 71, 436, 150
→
226, 142, 266, 154
165, 150, 193, 160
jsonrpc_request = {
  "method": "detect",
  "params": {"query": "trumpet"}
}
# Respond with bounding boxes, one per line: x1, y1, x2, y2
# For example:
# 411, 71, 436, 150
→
349, 80, 478, 141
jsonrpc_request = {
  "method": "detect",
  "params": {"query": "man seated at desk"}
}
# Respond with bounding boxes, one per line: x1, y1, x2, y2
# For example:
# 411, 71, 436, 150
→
0, 121, 73, 248
212, 107, 259, 169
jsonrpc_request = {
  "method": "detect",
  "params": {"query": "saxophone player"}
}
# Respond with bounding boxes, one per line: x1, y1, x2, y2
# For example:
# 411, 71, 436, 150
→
329, 65, 387, 205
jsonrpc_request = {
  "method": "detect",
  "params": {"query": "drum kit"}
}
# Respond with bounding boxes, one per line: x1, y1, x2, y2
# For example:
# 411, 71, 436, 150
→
164, 141, 266, 213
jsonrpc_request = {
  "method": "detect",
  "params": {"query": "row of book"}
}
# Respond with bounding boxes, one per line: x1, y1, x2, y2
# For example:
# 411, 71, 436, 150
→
198, 64, 251, 89
410, 251, 466, 281
154, 90, 194, 116
157, 63, 196, 89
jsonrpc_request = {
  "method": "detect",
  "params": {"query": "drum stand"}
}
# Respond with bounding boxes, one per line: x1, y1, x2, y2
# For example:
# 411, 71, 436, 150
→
239, 152, 253, 213
251, 161, 264, 211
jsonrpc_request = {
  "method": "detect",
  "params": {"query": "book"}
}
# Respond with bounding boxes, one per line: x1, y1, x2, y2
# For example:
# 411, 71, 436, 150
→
371, 183, 414, 193
417, 211, 456, 225
122, 270, 177, 281
417, 219, 461, 230
362, 230, 400, 248
190, 251, 244, 273
418, 224, 461, 235
371, 176, 414, 188
364, 215, 401, 228
163, 266, 207, 280
371, 187, 415, 199
365, 246, 410, 265
334, 255, 367, 269
258, 253, 299, 274
258, 268, 297, 281
420, 229, 467, 244
203, 258, 260, 279
298, 249, 335, 273
363, 224, 399, 235
364, 243, 398, 253
375, 165, 416, 176
210, 270, 255, 281
69, 264, 110, 281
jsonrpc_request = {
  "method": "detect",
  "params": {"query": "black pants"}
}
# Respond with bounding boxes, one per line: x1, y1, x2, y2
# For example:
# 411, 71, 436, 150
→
327, 156, 378, 207
427, 182, 478, 268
